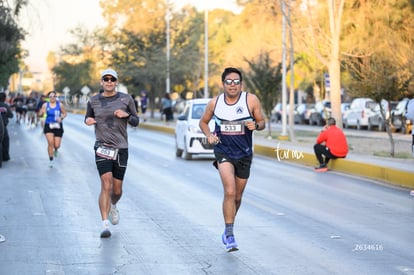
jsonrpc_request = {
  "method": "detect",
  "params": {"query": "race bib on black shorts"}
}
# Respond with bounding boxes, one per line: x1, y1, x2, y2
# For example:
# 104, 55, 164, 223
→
96, 145, 119, 160
49, 123, 61, 129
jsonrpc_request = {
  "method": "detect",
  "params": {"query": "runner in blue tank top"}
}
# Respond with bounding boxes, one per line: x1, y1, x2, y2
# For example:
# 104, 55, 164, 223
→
199, 67, 265, 251
38, 91, 67, 168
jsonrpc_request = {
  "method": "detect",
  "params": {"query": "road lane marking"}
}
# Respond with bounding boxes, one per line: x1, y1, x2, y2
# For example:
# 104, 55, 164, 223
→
29, 190, 46, 216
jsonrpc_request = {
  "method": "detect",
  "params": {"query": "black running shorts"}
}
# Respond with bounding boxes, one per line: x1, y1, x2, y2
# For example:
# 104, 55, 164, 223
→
213, 151, 253, 179
43, 123, 64, 137
95, 148, 128, 180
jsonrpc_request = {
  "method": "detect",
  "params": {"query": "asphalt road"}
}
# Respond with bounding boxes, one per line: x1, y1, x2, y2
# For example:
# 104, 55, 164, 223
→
0, 113, 413, 275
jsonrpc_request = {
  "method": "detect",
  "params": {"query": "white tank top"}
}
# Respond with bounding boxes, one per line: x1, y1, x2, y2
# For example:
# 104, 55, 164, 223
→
213, 91, 252, 123
213, 91, 254, 158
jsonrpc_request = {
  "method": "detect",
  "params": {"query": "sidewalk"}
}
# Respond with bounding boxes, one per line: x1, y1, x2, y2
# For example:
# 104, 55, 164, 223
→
139, 117, 414, 190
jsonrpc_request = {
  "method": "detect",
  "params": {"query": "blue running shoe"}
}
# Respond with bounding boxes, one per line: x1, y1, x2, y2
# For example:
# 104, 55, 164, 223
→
225, 235, 238, 250
222, 233, 238, 250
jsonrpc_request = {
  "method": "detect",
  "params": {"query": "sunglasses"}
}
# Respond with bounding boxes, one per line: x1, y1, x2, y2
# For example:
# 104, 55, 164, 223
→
102, 77, 117, 82
224, 79, 241, 85
49, 95, 57, 98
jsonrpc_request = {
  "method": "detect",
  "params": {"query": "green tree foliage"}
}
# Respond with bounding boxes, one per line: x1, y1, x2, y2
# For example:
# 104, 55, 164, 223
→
244, 51, 283, 137
110, 29, 166, 113
51, 26, 107, 96
53, 60, 95, 97
98, 1, 205, 102
171, 7, 205, 96
0, 0, 26, 90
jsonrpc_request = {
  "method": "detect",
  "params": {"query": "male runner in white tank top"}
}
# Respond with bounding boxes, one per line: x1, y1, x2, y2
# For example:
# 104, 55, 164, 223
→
199, 67, 265, 251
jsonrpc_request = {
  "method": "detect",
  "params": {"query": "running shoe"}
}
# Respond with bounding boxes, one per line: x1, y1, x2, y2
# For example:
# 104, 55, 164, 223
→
54, 150, 58, 158
49, 160, 54, 168
0, 234, 5, 243
314, 163, 328, 172
100, 228, 111, 238
222, 233, 238, 250
108, 204, 119, 225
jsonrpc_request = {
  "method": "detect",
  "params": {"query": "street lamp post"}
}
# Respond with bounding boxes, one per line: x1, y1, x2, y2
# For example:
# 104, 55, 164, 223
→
166, 4, 171, 94
280, 0, 288, 138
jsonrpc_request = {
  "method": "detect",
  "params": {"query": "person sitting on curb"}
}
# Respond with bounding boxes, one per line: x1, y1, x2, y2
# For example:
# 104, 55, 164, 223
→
314, 117, 348, 172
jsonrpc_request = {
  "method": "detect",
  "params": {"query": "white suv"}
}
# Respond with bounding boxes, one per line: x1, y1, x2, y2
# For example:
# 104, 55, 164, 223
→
344, 98, 377, 130
175, 98, 215, 160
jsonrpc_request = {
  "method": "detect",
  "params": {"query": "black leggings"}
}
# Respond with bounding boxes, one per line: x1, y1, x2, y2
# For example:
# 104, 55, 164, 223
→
314, 144, 338, 165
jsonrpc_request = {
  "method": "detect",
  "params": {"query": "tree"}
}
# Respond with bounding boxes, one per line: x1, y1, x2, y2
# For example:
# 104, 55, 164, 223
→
52, 26, 109, 99
100, 2, 210, 115
110, 29, 167, 117
0, 0, 26, 90
244, 51, 283, 137
170, 7, 205, 96
290, 0, 345, 128
53, 60, 96, 99
345, 54, 399, 156
342, 0, 414, 157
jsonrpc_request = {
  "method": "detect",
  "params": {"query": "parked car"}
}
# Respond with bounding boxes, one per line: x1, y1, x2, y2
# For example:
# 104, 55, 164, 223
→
271, 103, 295, 123
391, 98, 411, 134
309, 100, 331, 126
367, 100, 385, 131
343, 98, 377, 129
294, 103, 314, 124
405, 99, 414, 134
368, 99, 399, 131
175, 98, 215, 160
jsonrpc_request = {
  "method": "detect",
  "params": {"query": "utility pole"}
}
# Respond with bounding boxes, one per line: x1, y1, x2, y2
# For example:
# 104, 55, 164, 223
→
280, 0, 288, 139
165, 3, 171, 94
204, 8, 209, 98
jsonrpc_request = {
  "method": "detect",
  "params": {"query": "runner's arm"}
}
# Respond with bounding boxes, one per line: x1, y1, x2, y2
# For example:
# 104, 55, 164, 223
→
84, 101, 96, 125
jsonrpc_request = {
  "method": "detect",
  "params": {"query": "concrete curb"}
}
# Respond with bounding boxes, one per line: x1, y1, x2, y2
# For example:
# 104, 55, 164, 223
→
255, 144, 414, 189
140, 123, 175, 135
140, 123, 414, 190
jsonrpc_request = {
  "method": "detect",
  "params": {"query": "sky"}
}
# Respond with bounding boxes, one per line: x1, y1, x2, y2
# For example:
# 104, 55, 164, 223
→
20, 0, 240, 77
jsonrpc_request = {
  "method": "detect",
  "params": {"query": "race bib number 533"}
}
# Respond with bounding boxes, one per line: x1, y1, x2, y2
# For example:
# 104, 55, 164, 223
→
220, 121, 245, 135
